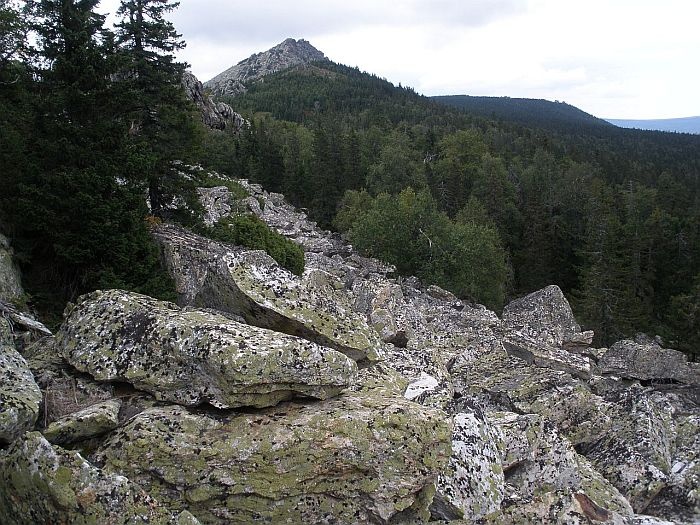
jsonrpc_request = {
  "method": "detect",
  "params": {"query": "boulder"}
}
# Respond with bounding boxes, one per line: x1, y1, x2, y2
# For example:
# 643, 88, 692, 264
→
197, 186, 235, 226
57, 290, 357, 409
95, 392, 452, 524
153, 224, 382, 363
599, 337, 699, 385
0, 431, 196, 524
0, 326, 42, 444
502, 285, 583, 347
43, 399, 121, 446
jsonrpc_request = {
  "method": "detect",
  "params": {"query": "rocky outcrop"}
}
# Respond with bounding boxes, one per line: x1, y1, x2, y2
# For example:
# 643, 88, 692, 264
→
0, 431, 199, 524
153, 224, 382, 363
205, 38, 327, 97
182, 71, 246, 131
95, 393, 451, 524
57, 289, 357, 409
2, 173, 699, 524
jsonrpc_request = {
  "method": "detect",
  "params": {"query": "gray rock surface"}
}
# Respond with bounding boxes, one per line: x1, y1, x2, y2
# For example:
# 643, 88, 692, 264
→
95, 392, 451, 524
57, 289, 357, 409
43, 399, 121, 445
205, 38, 327, 97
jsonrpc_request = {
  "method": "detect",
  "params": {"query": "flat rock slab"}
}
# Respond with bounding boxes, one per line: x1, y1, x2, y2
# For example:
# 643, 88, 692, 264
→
0, 431, 197, 524
599, 338, 699, 385
94, 391, 452, 524
43, 399, 121, 445
153, 224, 382, 363
57, 290, 357, 409
0, 338, 42, 444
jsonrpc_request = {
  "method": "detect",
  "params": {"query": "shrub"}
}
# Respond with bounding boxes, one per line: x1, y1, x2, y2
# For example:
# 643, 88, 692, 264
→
199, 214, 305, 276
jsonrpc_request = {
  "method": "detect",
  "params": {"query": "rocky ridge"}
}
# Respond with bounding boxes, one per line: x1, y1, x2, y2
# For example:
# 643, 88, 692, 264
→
204, 38, 327, 97
0, 175, 698, 524
182, 71, 246, 131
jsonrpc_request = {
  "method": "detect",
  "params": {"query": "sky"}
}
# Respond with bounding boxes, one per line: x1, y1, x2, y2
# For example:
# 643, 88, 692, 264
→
98, 0, 700, 120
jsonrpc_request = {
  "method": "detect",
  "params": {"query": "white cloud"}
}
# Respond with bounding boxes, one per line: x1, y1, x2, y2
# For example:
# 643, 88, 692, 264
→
98, 0, 700, 119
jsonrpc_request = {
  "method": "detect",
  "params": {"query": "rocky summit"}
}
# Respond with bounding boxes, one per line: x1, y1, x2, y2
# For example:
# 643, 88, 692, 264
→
0, 173, 699, 524
204, 38, 327, 97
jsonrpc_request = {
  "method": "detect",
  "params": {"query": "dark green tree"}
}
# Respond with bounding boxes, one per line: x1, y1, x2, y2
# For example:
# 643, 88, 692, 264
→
114, 0, 200, 214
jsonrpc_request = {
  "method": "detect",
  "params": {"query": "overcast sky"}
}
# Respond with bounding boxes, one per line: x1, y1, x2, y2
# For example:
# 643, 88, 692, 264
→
98, 0, 700, 120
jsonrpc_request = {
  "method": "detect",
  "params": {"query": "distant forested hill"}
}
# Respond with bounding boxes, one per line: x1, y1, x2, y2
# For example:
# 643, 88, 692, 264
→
607, 116, 700, 134
432, 94, 613, 134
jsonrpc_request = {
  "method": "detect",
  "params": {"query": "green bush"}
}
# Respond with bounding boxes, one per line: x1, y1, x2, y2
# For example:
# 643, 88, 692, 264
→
199, 214, 305, 276
198, 174, 250, 200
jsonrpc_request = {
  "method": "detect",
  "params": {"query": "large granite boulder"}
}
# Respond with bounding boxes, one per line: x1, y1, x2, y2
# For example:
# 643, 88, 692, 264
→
57, 290, 357, 409
153, 224, 382, 363
599, 336, 699, 385
0, 431, 198, 524
0, 320, 42, 444
581, 384, 674, 512
491, 411, 633, 519
94, 392, 452, 524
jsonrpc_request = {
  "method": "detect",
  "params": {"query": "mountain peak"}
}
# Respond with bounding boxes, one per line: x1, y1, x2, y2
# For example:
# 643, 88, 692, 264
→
204, 38, 326, 97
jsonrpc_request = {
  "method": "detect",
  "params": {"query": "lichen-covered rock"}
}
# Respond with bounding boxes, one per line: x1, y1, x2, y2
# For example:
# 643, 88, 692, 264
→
0, 232, 24, 304
0, 431, 193, 524
502, 285, 583, 347
95, 392, 452, 524
599, 337, 699, 385
43, 399, 121, 445
498, 489, 630, 525
57, 289, 357, 409
502, 332, 592, 380
433, 409, 504, 521
490, 411, 633, 518
153, 224, 381, 363
197, 186, 236, 226
452, 347, 613, 446
581, 385, 674, 513
0, 337, 42, 444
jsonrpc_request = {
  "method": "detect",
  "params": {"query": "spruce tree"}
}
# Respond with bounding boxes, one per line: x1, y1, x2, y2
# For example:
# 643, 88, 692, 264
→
114, 0, 200, 214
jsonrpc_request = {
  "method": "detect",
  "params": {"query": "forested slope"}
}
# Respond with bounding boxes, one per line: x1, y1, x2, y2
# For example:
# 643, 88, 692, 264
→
204, 61, 700, 357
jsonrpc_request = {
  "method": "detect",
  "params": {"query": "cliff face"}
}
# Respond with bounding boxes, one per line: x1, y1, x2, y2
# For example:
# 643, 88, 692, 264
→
204, 38, 327, 97
0, 176, 698, 524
